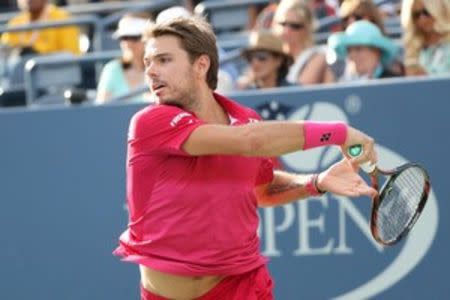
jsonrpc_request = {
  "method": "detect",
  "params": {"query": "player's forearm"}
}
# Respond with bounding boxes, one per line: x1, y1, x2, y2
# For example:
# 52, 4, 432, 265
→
238, 120, 347, 157
239, 121, 305, 157
256, 171, 325, 207
183, 120, 347, 157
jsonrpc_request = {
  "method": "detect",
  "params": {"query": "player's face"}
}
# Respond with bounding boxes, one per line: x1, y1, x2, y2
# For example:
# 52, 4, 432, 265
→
144, 35, 197, 107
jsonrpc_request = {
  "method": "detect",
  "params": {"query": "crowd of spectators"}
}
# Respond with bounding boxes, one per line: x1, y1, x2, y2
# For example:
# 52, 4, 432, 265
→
0, 0, 449, 106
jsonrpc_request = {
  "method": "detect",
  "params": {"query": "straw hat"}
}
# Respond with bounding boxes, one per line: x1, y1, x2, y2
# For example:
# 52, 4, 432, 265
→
242, 30, 293, 65
328, 20, 399, 65
113, 16, 148, 39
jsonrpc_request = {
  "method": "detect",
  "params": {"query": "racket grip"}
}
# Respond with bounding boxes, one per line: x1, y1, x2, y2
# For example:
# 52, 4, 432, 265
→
360, 161, 376, 173
347, 144, 376, 173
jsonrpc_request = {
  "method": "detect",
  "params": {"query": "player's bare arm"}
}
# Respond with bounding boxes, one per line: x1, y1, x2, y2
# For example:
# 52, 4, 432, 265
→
182, 121, 304, 156
182, 121, 376, 164
255, 171, 313, 207
255, 159, 377, 207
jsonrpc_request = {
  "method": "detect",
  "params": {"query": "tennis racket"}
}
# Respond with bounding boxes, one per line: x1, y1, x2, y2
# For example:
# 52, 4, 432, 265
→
348, 144, 431, 246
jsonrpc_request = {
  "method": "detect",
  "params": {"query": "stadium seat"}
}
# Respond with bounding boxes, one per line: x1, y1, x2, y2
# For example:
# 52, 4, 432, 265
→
24, 54, 83, 105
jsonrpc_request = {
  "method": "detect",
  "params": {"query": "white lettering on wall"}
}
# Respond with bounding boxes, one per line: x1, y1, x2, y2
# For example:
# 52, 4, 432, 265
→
259, 195, 384, 256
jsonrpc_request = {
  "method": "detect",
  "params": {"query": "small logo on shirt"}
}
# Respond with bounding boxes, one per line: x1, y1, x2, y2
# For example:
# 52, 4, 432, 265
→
170, 112, 192, 127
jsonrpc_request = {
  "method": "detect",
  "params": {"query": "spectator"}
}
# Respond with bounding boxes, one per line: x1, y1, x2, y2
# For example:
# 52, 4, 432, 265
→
96, 13, 150, 104
339, 0, 385, 32
238, 30, 293, 89
311, 0, 339, 32
256, 0, 338, 31
401, 0, 450, 76
378, 0, 402, 18
1, 0, 80, 55
272, 0, 335, 85
328, 20, 400, 81
254, 1, 280, 29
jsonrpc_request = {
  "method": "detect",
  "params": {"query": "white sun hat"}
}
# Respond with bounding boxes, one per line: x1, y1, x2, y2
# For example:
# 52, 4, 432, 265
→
113, 16, 149, 39
156, 6, 192, 24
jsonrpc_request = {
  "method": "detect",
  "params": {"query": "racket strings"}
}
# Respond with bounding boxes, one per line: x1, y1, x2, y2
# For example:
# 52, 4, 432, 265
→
376, 167, 426, 242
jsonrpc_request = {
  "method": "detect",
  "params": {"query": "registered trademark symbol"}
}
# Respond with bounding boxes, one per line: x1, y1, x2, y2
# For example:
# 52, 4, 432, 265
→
345, 94, 362, 115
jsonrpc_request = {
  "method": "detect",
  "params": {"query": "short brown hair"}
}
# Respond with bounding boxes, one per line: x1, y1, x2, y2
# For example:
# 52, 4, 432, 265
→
143, 17, 219, 90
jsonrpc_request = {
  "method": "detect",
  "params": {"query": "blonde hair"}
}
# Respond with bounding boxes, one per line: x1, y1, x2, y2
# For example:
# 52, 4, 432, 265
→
401, 0, 450, 66
273, 0, 316, 47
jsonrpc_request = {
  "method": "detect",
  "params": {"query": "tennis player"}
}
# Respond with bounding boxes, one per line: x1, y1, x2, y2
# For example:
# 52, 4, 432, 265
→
114, 16, 377, 300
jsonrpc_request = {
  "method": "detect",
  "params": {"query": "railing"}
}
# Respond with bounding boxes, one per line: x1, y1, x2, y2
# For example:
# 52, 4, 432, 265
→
195, 0, 271, 13
0, 15, 102, 91
0, 0, 183, 51
0, 0, 184, 24
92, 0, 183, 51
0, 14, 100, 34
23, 50, 120, 105
195, 0, 271, 32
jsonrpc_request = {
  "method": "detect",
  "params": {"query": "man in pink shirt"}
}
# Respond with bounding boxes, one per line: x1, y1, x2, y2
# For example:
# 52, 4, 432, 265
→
114, 17, 377, 300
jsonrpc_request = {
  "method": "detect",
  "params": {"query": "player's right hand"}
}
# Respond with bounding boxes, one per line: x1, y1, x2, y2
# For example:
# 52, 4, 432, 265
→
341, 126, 377, 166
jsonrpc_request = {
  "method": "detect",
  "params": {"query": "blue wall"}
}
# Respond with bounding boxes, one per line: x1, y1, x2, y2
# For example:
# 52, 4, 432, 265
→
0, 76, 449, 299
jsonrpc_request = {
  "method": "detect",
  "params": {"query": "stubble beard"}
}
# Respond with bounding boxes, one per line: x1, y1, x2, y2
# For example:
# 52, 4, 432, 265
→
160, 83, 199, 112
162, 66, 200, 111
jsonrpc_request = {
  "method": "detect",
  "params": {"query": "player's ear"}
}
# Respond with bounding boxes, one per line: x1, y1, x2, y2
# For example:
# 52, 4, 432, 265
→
194, 54, 210, 81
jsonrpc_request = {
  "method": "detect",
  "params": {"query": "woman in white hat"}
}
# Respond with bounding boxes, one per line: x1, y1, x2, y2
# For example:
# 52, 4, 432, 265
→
96, 13, 151, 104
401, 0, 450, 76
238, 30, 294, 89
328, 20, 401, 81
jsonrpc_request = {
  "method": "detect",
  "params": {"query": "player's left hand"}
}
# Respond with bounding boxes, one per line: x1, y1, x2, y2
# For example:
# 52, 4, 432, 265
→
317, 158, 377, 198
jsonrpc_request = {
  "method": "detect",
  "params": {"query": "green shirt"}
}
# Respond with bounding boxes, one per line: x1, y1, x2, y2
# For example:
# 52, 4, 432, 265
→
419, 41, 450, 75
97, 59, 147, 103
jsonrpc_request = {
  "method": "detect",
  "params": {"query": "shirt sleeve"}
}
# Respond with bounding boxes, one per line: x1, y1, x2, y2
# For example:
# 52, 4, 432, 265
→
129, 105, 205, 156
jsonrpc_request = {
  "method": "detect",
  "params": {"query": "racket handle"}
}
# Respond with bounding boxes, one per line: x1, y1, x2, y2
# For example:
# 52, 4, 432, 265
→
360, 161, 376, 173
347, 145, 376, 173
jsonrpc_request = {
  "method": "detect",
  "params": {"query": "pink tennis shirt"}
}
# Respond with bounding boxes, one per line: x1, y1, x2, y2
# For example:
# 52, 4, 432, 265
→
113, 93, 274, 276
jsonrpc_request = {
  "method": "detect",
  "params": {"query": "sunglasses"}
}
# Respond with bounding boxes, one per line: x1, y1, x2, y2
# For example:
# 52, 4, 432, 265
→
119, 35, 142, 42
412, 8, 431, 20
246, 51, 273, 63
277, 21, 305, 30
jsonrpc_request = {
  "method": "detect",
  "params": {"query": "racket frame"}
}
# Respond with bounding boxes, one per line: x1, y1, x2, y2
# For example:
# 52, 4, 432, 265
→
369, 163, 431, 246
